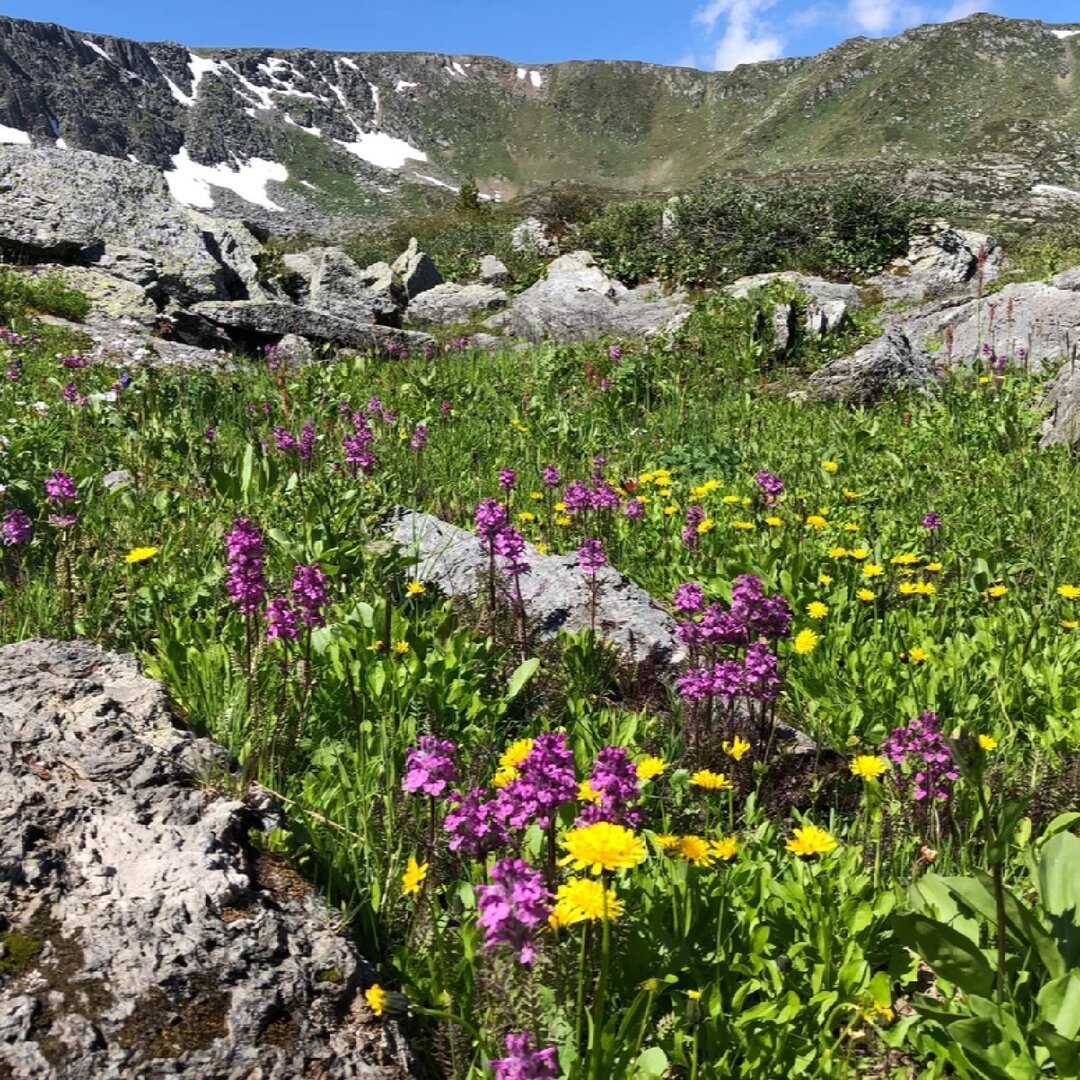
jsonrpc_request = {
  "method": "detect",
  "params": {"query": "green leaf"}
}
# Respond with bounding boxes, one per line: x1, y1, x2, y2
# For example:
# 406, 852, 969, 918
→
506, 657, 540, 701
1037, 831, 1080, 967
1038, 971, 1080, 1040
632, 1047, 669, 1079
893, 912, 996, 998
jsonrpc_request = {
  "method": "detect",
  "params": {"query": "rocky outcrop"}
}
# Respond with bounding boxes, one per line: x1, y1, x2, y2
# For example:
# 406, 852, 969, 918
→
868, 223, 1003, 304
1041, 361, 1080, 447
285, 248, 406, 326
192, 300, 434, 352
0, 639, 409, 1079
485, 250, 689, 344
389, 510, 683, 664
0, 146, 269, 307
890, 282, 1080, 369
406, 282, 507, 326
807, 330, 938, 404
390, 239, 442, 300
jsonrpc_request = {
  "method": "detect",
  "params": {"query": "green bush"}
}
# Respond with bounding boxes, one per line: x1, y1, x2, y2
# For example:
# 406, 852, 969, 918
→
577, 200, 666, 285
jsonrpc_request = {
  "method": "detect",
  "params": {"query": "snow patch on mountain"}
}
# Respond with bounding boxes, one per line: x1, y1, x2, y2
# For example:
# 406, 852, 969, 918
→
0, 124, 30, 145
164, 147, 288, 210
334, 132, 427, 169
1052, 29, 1080, 39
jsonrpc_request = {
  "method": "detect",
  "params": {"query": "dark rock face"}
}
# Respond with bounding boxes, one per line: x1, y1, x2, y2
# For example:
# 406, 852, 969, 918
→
389, 510, 684, 664
0, 639, 410, 1079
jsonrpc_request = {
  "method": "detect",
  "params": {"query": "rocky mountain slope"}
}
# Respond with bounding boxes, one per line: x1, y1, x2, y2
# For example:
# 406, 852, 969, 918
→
2, 13, 1080, 233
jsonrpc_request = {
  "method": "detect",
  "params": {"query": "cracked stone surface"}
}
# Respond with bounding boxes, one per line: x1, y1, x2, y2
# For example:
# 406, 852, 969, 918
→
0, 639, 411, 1079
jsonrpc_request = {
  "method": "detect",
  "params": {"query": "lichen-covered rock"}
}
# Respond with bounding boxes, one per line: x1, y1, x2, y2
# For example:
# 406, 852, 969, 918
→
406, 282, 507, 326
485, 250, 689, 343
0, 146, 269, 306
891, 282, 1080, 369
0, 639, 410, 1080
35, 264, 158, 322
390, 238, 442, 300
807, 330, 938, 404
192, 300, 433, 352
308, 248, 405, 325
389, 510, 683, 664
869, 223, 1002, 303
726, 271, 860, 338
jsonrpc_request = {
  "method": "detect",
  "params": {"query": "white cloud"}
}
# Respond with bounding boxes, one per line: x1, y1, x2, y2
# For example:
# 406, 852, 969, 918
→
847, 0, 903, 32
692, 0, 784, 70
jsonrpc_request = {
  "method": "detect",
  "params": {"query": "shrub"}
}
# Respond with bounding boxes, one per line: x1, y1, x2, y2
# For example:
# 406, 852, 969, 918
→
577, 200, 666, 285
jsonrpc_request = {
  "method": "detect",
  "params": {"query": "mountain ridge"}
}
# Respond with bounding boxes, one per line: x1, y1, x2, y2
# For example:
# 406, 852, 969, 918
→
1, 12, 1079, 234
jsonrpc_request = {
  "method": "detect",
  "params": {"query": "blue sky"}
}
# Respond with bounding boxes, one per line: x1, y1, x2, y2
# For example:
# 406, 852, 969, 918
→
5, 0, 1075, 68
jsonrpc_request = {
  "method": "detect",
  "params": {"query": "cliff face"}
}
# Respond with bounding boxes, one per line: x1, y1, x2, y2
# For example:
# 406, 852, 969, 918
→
1, 13, 1079, 231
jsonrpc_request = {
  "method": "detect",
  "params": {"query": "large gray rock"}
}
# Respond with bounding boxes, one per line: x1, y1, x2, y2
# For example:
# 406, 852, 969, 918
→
41, 314, 236, 369
390, 510, 683, 664
807, 330, 939, 404
390, 238, 442, 300
34, 264, 158, 323
192, 300, 434, 352
478, 254, 512, 286
0, 146, 270, 307
891, 282, 1080, 369
1041, 360, 1080, 447
0, 639, 408, 1080
406, 283, 507, 327
869, 223, 1003, 304
309, 248, 404, 325
485, 250, 689, 344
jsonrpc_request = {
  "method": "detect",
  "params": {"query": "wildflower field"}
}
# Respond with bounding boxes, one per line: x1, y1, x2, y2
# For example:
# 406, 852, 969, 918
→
3, 284, 1080, 1079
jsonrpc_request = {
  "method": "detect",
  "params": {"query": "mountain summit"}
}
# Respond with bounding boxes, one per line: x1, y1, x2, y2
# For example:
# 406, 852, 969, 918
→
1, 12, 1079, 231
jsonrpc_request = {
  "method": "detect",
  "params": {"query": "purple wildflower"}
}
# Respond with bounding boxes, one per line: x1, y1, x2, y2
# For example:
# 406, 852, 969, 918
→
608, 344, 622, 362
624, 497, 644, 519
883, 710, 958, 801
44, 470, 76, 504
577, 538, 606, 576
298, 421, 316, 463
224, 518, 267, 617
1, 508, 32, 547
494, 733, 577, 831
494, 526, 531, 578
476, 858, 550, 966
475, 498, 509, 548
673, 582, 705, 614
443, 788, 508, 858
577, 746, 642, 827
402, 736, 458, 797
491, 1031, 559, 1080
541, 464, 561, 489
291, 563, 329, 627
498, 468, 517, 493
440, 400, 452, 419
922, 511, 942, 531
563, 480, 592, 514
274, 426, 297, 454
410, 424, 428, 451
203, 427, 218, 444
265, 598, 300, 642
754, 469, 784, 506
682, 505, 706, 547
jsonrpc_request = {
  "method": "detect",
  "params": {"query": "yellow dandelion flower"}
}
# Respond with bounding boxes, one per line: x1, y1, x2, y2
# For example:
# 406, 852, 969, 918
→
529, 491, 543, 501
857, 588, 877, 602
124, 546, 159, 564
710, 835, 739, 861
562, 822, 647, 874
653, 834, 681, 851
794, 628, 819, 655
732, 520, 755, 531
1058, 584, 1080, 600
977, 734, 998, 751
365, 984, 388, 1017
907, 647, 930, 663
697, 518, 715, 534
850, 755, 889, 779
914, 582, 936, 596
518, 511, 536, 524
721, 494, 741, 505
402, 856, 428, 896
765, 516, 783, 527
722, 736, 750, 761
556, 514, 573, 527
925, 562, 943, 572
635, 756, 667, 781
843, 523, 860, 534
687, 989, 702, 1000
578, 779, 602, 804
828, 547, 849, 559
552, 878, 624, 925
535, 543, 548, 555
863, 563, 884, 578
805, 515, 828, 530
843, 489, 859, 500
554, 501, 567, 512
849, 548, 871, 561
983, 584, 1008, 599
898, 582, 918, 596
807, 601, 828, 620
677, 835, 715, 866
368, 639, 385, 652
822, 460, 839, 473
690, 769, 732, 791
663, 505, 678, 516
891, 553, 920, 566
818, 573, 833, 586
406, 580, 426, 595
394, 640, 410, 655
786, 824, 838, 857
1062, 619, 1079, 631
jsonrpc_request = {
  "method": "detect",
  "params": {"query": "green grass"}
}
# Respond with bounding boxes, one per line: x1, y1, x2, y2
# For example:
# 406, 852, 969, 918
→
2, 290, 1079, 1077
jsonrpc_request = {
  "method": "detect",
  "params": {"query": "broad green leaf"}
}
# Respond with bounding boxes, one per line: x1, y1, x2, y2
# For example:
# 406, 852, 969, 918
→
506, 657, 540, 701
1037, 831, 1080, 966
893, 912, 996, 998
1038, 970, 1080, 1039
633, 1047, 669, 1079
